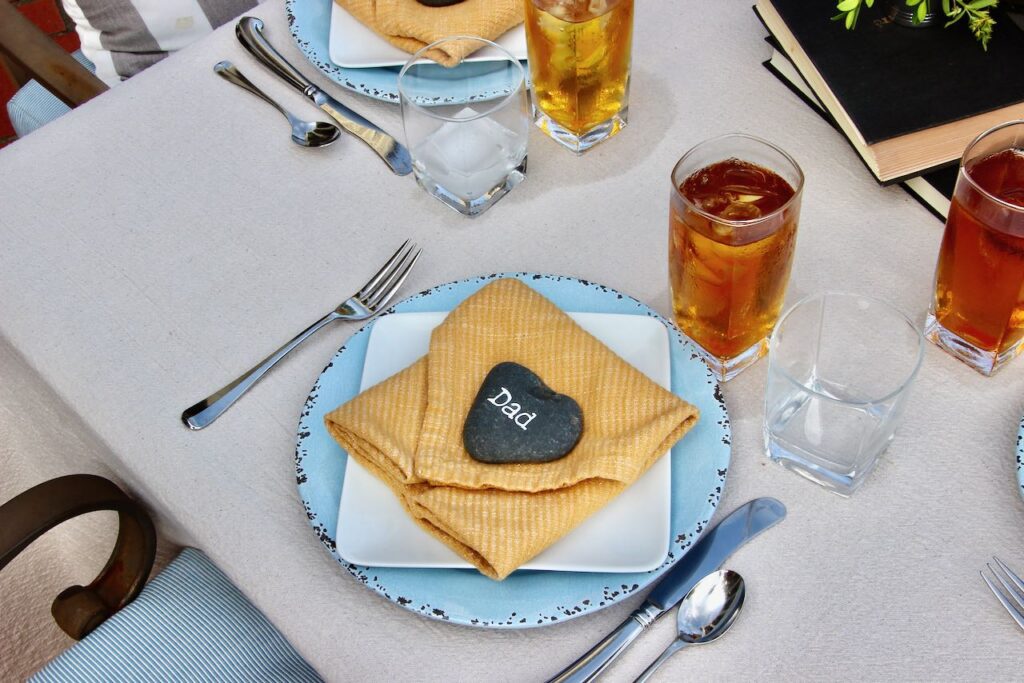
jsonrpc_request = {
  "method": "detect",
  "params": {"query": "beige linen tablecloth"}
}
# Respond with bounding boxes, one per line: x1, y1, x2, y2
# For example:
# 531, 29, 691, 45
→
1, 1, 1023, 680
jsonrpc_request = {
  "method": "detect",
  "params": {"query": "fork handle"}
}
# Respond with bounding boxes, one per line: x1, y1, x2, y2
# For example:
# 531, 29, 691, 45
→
181, 311, 341, 430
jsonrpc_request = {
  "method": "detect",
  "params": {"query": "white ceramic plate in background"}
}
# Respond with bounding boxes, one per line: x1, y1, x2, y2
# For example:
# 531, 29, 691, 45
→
335, 311, 672, 573
329, 2, 528, 68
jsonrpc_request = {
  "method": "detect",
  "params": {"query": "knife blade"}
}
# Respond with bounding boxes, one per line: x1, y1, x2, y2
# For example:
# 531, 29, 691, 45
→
547, 497, 786, 683
235, 17, 413, 176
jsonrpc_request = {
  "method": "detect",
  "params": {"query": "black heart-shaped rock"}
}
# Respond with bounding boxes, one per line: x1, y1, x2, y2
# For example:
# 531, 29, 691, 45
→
415, 0, 466, 6
463, 362, 583, 464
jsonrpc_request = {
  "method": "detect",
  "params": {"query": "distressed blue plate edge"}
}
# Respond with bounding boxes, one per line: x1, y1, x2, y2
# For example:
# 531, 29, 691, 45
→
1017, 415, 1023, 500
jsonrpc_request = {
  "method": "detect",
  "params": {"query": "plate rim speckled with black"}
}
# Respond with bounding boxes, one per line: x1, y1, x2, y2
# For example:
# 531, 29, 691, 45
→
294, 273, 731, 629
1017, 415, 1023, 500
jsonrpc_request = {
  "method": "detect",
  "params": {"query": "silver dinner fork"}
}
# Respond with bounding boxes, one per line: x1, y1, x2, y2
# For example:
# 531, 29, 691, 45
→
981, 556, 1024, 632
181, 240, 421, 430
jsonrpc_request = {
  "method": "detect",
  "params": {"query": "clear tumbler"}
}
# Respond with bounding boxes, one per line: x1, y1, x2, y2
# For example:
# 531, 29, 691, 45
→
763, 292, 924, 496
398, 36, 529, 217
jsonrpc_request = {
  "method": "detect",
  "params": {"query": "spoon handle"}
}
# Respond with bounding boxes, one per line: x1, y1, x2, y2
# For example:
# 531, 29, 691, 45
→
632, 639, 689, 683
214, 60, 287, 118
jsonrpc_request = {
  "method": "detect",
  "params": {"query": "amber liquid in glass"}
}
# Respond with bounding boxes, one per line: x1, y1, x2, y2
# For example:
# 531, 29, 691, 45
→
669, 159, 799, 362
932, 149, 1024, 354
524, 0, 633, 135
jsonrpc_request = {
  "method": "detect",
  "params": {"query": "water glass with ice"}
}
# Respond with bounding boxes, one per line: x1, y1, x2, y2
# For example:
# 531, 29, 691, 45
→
763, 292, 924, 496
398, 36, 529, 217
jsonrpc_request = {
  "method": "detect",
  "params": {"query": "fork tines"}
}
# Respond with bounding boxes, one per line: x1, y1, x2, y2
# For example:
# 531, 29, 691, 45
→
357, 240, 422, 311
981, 556, 1024, 632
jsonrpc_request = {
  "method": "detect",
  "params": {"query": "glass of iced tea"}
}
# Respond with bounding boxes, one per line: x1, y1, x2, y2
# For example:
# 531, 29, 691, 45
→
669, 134, 805, 381
926, 120, 1024, 376
524, 0, 633, 154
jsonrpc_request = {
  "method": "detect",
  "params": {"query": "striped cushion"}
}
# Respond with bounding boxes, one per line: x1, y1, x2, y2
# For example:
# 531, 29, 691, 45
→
6, 51, 93, 138
30, 548, 322, 682
6, 84, 69, 138
61, 0, 258, 86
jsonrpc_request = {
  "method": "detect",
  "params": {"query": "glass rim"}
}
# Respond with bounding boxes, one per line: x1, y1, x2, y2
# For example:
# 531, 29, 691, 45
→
767, 291, 925, 406
397, 35, 524, 124
670, 133, 806, 227
959, 119, 1024, 215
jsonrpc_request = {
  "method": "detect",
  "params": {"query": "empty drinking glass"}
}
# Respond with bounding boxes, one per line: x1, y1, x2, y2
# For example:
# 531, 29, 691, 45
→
763, 293, 924, 496
398, 36, 529, 217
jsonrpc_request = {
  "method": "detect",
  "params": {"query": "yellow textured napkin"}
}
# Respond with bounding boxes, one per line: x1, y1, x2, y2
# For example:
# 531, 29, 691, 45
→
324, 279, 699, 580
336, 0, 524, 66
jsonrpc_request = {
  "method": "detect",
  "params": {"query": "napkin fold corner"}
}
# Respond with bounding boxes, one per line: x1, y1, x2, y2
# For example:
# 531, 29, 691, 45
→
335, 0, 525, 67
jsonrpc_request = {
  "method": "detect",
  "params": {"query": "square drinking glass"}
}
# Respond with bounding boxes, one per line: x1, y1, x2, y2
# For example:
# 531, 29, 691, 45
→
763, 292, 924, 496
398, 36, 529, 217
524, 0, 633, 154
925, 120, 1024, 375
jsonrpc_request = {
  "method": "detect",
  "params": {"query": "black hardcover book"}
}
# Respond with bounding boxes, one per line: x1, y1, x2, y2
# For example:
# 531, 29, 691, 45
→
906, 165, 958, 221
760, 35, 958, 221
755, 0, 1024, 182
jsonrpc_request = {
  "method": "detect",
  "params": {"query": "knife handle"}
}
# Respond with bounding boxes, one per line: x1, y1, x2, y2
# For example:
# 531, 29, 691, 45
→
546, 602, 663, 683
236, 17, 312, 93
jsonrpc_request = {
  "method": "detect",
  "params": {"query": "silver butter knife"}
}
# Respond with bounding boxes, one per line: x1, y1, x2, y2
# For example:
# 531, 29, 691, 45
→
547, 497, 786, 683
236, 17, 412, 175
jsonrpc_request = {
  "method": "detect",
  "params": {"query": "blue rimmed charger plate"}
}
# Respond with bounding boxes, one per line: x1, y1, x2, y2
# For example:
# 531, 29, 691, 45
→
1017, 416, 1023, 500
295, 273, 731, 628
285, 0, 522, 104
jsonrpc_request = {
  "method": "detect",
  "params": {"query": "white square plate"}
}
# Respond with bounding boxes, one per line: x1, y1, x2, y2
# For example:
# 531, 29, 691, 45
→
329, 2, 528, 69
335, 311, 671, 573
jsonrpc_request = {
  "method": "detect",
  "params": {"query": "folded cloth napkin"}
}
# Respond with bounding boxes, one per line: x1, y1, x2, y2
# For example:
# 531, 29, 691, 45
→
336, 0, 524, 67
324, 279, 699, 580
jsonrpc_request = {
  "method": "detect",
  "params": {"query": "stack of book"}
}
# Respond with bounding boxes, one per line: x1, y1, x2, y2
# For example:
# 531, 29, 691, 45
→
754, 0, 1024, 219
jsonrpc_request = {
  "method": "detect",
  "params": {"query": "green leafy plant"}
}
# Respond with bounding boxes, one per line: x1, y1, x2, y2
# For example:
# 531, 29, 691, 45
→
832, 0, 998, 48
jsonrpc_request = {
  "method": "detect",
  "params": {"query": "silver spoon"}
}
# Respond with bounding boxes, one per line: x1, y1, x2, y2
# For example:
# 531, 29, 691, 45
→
214, 60, 340, 147
633, 570, 746, 683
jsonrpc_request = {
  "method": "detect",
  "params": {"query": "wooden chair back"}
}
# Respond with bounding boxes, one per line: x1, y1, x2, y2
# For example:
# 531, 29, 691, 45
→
0, 1, 107, 108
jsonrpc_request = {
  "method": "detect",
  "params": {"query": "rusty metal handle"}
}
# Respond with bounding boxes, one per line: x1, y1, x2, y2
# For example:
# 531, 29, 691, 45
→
0, 474, 156, 639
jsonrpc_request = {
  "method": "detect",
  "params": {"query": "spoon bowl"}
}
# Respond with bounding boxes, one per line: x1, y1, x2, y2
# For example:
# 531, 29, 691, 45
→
291, 119, 342, 148
633, 570, 746, 683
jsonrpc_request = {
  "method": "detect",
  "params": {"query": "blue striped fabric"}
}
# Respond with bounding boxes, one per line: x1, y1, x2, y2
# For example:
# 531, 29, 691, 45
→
6, 51, 92, 139
31, 548, 322, 682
